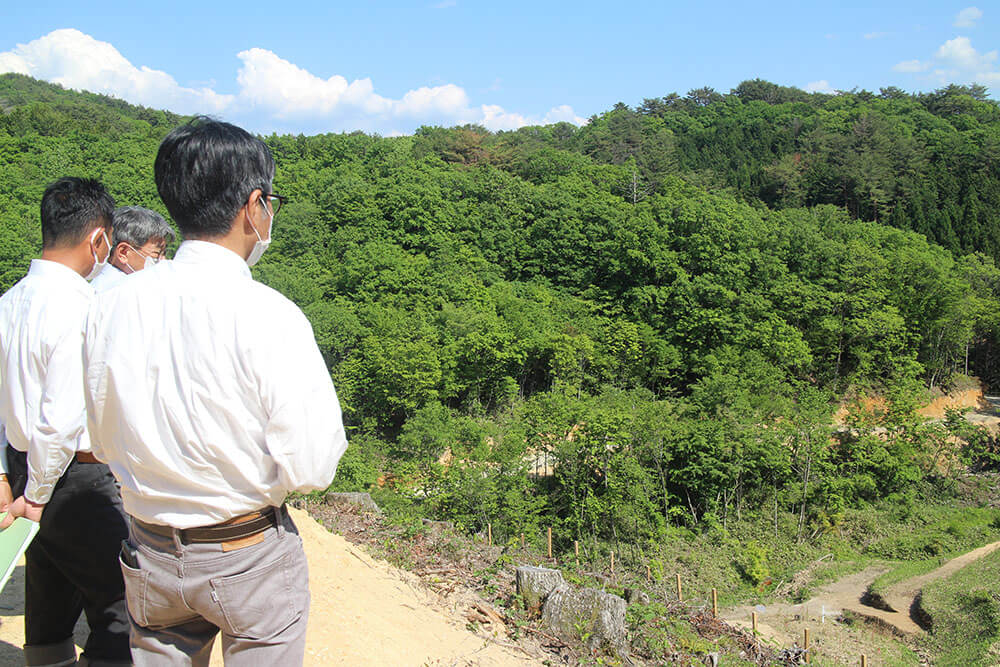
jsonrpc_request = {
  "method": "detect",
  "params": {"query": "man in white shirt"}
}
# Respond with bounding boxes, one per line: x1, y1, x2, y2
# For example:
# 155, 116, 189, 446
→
90, 206, 174, 292
84, 117, 348, 665
0, 177, 131, 666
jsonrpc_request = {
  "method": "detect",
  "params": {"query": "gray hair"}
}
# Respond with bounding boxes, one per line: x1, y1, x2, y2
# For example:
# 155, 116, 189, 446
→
111, 206, 175, 249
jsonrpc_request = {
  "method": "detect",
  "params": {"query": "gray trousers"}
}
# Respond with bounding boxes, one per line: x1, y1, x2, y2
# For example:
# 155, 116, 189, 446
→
121, 506, 310, 666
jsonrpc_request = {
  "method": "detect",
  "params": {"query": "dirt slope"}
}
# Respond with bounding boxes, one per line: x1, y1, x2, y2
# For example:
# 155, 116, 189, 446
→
0, 508, 541, 666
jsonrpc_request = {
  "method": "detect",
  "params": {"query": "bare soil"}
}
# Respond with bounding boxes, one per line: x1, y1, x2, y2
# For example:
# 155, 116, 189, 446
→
0, 507, 545, 666
721, 539, 1000, 664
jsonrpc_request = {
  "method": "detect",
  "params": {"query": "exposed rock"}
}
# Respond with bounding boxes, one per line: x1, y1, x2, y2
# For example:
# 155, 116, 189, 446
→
420, 518, 454, 537
515, 566, 565, 612
323, 492, 381, 514
542, 585, 627, 654
624, 588, 650, 605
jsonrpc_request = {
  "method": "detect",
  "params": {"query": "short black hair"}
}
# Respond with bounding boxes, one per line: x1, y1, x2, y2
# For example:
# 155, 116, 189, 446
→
154, 116, 275, 238
40, 177, 115, 248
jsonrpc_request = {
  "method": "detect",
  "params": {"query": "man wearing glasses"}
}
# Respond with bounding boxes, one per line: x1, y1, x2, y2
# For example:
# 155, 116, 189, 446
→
90, 206, 175, 292
84, 117, 347, 665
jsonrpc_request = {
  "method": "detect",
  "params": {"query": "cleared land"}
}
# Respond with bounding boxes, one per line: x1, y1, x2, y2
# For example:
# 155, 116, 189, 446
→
0, 507, 541, 666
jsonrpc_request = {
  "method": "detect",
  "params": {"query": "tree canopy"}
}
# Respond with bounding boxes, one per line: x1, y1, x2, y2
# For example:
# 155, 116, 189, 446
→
2, 73, 999, 544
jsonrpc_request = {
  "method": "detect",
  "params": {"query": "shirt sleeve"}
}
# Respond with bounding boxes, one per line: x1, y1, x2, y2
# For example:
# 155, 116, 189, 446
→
0, 423, 7, 476
82, 301, 107, 463
262, 308, 348, 494
25, 323, 87, 504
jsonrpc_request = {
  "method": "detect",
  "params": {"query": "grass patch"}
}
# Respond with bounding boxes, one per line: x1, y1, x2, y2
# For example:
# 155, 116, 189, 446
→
867, 558, 945, 606
919, 547, 1000, 665
861, 504, 1000, 606
646, 500, 1000, 609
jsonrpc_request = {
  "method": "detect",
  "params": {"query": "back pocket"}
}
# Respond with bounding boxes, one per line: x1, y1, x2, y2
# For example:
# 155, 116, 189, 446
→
210, 553, 297, 639
119, 556, 149, 627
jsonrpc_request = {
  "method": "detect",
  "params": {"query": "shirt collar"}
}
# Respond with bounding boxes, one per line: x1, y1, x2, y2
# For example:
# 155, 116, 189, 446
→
28, 259, 93, 295
104, 264, 126, 277
172, 241, 253, 279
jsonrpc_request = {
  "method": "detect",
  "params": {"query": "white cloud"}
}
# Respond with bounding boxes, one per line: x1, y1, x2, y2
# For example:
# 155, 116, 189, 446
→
0, 29, 231, 113
954, 6, 983, 28
805, 80, 836, 94
0, 29, 585, 135
432, 0, 457, 8
894, 35, 1000, 90
864, 32, 889, 40
236, 47, 394, 118
935, 36, 997, 71
893, 59, 930, 73
542, 105, 587, 125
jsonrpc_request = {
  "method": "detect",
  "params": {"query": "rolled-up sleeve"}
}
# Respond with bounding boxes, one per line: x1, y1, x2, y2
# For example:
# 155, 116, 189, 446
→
263, 310, 347, 494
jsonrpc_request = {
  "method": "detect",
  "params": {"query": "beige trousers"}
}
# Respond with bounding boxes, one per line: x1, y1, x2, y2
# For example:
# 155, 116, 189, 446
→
121, 506, 310, 666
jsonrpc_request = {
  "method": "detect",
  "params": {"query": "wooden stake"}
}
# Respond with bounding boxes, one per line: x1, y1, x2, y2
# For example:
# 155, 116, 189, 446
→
646, 564, 651, 582
752, 611, 758, 633
803, 628, 810, 663
860, 656, 867, 667
487, 523, 492, 546
574, 540, 579, 566
547, 527, 552, 559
675, 573, 683, 602
712, 588, 718, 617
520, 532, 525, 549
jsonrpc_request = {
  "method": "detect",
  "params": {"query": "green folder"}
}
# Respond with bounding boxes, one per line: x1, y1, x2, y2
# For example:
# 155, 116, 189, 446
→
0, 514, 39, 593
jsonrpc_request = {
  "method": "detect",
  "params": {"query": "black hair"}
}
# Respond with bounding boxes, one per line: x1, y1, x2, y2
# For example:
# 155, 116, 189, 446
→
40, 177, 115, 248
154, 116, 275, 238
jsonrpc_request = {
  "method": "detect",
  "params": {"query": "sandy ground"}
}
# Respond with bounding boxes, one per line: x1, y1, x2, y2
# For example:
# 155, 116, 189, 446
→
0, 508, 540, 666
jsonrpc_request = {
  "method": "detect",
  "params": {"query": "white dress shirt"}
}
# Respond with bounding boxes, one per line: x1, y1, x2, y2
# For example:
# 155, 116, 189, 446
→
0, 260, 94, 503
89, 263, 126, 293
84, 241, 348, 528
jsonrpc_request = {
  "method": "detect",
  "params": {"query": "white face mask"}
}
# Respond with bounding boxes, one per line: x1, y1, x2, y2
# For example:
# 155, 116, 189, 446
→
246, 198, 273, 268
121, 244, 159, 274
86, 229, 111, 281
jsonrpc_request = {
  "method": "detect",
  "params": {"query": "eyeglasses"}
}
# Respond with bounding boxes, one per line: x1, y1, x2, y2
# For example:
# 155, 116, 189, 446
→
123, 243, 163, 262
261, 192, 287, 216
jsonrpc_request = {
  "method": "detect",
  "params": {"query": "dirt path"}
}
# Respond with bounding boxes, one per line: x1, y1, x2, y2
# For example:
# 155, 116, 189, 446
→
0, 508, 542, 666
723, 539, 1000, 643
881, 540, 1000, 615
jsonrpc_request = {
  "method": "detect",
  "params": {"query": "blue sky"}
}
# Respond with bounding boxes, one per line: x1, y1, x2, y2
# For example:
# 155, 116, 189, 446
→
1, 1, 997, 135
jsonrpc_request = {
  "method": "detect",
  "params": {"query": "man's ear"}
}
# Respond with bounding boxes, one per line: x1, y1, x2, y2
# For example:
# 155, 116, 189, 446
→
243, 188, 264, 232
87, 226, 103, 253
114, 242, 130, 264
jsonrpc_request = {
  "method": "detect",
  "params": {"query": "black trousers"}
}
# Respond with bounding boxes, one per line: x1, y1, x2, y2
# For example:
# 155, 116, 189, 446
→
6, 446, 131, 666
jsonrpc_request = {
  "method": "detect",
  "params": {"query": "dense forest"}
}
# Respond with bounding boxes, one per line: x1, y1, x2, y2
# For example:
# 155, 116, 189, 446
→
1, 72, 999, 552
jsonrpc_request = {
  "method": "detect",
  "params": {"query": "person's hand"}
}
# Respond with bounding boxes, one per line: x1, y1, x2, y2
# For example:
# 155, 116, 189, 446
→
0, 476, 12, 513
0, 496, 44, 529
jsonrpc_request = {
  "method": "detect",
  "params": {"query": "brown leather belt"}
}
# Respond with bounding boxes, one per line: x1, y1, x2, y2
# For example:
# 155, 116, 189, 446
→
75, 451, 101, 464
135, 506, 281, 544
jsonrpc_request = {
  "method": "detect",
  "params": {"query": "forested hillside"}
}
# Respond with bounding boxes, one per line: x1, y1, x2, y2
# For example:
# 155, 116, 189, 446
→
1, 72, 998, 552
564, 80, 1000, 258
